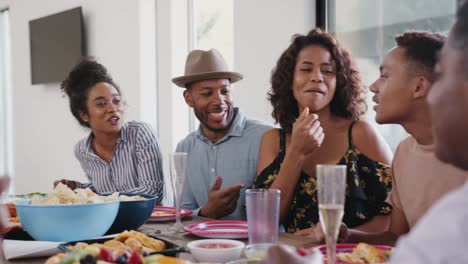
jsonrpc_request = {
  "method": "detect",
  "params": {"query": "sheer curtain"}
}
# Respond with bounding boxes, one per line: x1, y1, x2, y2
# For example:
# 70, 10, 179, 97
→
0, 8, 13, 184
188, 0, 234, 132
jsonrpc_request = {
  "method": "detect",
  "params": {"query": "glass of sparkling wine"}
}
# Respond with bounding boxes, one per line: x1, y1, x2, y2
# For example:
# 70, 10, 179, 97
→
168, 152, 188, 233
317, 165, 346, 264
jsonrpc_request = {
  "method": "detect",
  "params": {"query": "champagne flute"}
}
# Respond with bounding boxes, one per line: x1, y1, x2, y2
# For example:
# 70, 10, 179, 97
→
317, 165, 346, 264
168, 152, 188, 233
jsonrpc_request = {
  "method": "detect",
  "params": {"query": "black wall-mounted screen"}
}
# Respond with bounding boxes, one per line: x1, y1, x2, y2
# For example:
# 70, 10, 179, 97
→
29, 7, 85, 84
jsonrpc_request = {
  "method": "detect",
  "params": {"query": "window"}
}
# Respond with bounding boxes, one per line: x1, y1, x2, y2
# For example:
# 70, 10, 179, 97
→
324, 0, 456, 150
0, 8, 12, 181
188, 0, 234, 131
155, 0, 234, 206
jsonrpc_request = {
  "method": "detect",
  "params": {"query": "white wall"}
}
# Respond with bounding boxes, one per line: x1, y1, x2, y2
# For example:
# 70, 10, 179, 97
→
233, 0, 315, 123
4, 0, 157, 193
1, 0, 316, 195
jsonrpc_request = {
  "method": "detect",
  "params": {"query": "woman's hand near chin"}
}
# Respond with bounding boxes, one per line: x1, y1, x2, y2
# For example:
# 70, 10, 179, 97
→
289, 107, 325, 157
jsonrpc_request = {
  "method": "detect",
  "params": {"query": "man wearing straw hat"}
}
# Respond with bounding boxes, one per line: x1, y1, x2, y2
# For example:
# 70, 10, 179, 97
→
172, 49, 271, 220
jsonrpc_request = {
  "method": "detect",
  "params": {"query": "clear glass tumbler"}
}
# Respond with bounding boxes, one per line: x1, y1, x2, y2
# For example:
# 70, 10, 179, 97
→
245, 189, 280, 244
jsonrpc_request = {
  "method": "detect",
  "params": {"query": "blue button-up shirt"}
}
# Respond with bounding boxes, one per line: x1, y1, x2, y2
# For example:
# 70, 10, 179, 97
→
176, 109, 272, 220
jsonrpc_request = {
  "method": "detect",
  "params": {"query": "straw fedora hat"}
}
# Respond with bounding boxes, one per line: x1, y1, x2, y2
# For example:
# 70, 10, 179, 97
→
172, 48, 243, 88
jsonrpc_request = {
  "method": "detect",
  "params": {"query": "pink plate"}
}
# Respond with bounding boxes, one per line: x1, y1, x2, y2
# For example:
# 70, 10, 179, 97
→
184, 220, 249, 239
315, 243, 392, 264
147, 206, 193, 222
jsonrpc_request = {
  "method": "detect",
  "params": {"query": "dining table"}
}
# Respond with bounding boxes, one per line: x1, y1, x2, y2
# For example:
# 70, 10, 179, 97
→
7, 215, 319, 264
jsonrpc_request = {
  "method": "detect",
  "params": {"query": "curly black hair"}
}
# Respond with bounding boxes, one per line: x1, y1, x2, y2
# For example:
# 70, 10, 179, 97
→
60, 57, 121, 128
269, 28, 366, 133
395, 31, 446, 82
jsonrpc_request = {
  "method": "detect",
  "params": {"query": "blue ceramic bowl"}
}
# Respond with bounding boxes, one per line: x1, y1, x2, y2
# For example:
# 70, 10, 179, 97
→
106, 193, 157, 234
14, 199, 120, 242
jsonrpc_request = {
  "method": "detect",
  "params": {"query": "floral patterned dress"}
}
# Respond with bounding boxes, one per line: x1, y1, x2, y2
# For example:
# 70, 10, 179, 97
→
253, 122, 392, 233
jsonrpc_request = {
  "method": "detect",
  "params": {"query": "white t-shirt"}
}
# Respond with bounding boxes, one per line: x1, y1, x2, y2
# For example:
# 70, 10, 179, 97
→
390, 181, 468, 263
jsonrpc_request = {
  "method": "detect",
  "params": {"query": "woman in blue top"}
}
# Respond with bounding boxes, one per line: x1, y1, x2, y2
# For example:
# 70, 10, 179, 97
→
254, 29, 393, 234
54, 58, 164, 203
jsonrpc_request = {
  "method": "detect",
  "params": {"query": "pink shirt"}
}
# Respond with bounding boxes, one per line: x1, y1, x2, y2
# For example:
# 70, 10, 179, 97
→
388, 136, 467, 228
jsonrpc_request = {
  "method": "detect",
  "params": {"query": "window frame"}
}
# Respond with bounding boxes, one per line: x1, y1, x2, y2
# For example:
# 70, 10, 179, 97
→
0, 7, 13, 190
316, 0, 457, 150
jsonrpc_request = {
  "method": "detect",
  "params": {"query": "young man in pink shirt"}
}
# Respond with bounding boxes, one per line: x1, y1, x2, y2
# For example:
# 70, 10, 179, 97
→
296, 31, 467, 246
338, 31, 468, 245
264, 2, 468, 262
390, 3, 468, 260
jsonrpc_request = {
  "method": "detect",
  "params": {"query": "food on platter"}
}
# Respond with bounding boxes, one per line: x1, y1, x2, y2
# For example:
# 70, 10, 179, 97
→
45, 251, 190, 264
337, 243, 389, 263
114, 230, 166, 252
46, 230, 190, 264
68, 230, 166, 254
